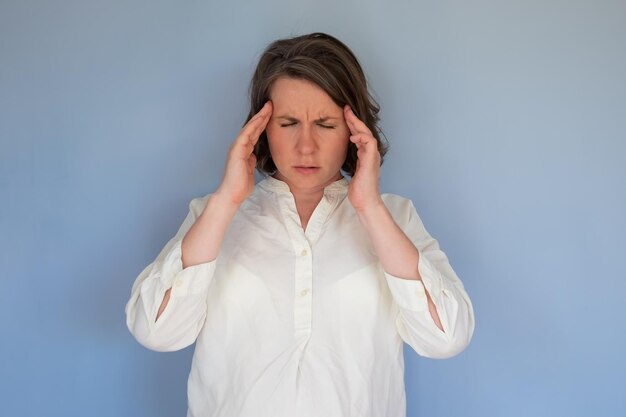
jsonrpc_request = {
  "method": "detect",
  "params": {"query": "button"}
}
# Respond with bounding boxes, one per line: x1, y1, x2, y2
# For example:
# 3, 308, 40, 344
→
300, 249, 308, 256
300, 289, 309, 297
175, 279, 183, 288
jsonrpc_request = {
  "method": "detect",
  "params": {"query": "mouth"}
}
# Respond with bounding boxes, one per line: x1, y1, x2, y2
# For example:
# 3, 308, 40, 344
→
293, 166, 320, 174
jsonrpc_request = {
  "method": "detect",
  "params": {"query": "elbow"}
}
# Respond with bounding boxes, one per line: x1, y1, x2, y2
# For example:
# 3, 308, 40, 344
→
427, 329, 473, 359
129, 321, 194, 353
126, 309, 194, 353
426, 314, 475, 359
411, 330, 472, 359
135, 333, 190, 353
406, 311, 474, 359
428, 295, 475, 359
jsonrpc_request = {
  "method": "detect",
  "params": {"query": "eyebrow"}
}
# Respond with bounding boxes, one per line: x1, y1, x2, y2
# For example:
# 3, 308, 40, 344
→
275, 115, 341, 123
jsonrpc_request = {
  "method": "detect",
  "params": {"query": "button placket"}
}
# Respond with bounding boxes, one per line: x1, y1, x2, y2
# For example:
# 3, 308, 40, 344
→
277, 189, 345, 338
293, 238, 312, 337
277, 193, 314, 338
298, 248, 311, 297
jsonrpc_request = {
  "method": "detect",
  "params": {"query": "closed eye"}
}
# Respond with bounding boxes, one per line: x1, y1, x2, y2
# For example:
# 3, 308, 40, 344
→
278, 122, 335, 129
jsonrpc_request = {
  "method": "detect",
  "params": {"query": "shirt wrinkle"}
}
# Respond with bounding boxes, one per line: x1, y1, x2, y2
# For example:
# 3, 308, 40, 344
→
126, 176, 474, 417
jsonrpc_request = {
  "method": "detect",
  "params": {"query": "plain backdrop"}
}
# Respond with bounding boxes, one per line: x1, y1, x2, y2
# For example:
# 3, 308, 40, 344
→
1, 1, 625, 416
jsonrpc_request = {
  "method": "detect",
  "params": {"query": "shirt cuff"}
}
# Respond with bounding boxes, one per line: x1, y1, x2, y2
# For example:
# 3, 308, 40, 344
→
384, 251, 443, 312
384, 272, 428, 312
157, 239, 217, 297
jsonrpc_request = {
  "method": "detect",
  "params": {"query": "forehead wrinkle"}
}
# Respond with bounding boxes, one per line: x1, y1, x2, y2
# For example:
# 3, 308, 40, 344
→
270, 79, 343, 122
275, 114, 342, 123
273, 104, 343, 122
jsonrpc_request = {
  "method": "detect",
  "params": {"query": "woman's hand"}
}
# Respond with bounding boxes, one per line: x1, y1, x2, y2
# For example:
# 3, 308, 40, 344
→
344, 105, 383, 213
215, 101, 273, 206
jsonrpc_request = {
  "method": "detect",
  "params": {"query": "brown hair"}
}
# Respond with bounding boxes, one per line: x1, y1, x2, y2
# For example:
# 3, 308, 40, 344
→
246, 32, 388, 176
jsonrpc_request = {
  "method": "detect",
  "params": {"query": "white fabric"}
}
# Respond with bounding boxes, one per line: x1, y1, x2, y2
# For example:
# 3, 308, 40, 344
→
126, 176, 474, 417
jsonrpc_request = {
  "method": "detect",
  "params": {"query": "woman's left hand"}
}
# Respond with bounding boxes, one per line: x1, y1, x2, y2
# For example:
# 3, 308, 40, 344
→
344, 105, 383, 213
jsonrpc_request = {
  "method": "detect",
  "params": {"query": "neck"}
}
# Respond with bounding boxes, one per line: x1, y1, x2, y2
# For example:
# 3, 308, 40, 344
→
273, 173, 342, 230
286, 182, 326, 231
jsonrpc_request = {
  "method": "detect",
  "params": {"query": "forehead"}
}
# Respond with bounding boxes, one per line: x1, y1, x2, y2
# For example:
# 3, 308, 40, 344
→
269, 77, 341, 113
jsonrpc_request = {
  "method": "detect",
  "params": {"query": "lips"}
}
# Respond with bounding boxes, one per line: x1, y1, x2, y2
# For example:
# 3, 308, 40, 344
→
294, 166, 320, 174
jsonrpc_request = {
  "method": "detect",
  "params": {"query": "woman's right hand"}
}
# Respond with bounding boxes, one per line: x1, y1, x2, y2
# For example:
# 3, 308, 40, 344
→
215, 101, 273, 206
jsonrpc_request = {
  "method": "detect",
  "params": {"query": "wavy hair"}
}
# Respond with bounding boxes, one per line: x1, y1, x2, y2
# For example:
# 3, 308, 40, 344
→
246, 32, 387, 176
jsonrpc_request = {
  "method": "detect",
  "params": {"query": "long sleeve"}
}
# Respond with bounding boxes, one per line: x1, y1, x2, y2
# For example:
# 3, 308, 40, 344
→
125, 195, 216, 352
383, 196, 475, 359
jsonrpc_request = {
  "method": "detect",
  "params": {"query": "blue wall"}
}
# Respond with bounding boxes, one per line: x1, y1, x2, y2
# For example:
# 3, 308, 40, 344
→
1, 1, 625, 416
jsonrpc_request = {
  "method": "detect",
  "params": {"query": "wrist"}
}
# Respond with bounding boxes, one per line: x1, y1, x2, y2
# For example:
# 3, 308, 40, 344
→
354, 197, 387, 221
202, 192, 241, 220
212, 187, 247, 209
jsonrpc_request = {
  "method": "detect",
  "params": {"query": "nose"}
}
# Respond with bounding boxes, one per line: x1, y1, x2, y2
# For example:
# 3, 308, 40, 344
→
295, 125, 317, 155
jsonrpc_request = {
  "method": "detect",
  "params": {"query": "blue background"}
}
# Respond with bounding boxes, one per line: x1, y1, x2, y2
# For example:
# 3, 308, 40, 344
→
1, 1, 625, 416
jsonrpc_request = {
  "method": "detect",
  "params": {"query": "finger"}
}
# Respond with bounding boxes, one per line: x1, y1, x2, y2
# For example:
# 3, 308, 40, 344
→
344, 105, 372, 136
245, 101, 272, 133
349, 133, 378, 151
237, 101, 273, 147
247, 115, 270, 146
249, 100, 273, 121
350, 133, 380, 165
252, 101, 273, 135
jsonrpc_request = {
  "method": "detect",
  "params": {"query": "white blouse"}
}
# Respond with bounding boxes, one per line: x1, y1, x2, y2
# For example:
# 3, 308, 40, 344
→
126, 176, 474, 417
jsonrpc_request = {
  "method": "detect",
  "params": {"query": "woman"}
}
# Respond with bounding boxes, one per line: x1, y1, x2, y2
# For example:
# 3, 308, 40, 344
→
126, 32, 474, 417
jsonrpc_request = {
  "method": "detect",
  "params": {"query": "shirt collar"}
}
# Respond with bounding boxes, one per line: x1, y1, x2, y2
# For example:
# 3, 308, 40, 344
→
258, 175, 349, 196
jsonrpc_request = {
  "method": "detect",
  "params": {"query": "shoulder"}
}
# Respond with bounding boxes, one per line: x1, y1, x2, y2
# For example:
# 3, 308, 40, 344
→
381, 192, 415, 214
186, 183, 273, 220
380, 193, 423, 227
380, 193, 432, 242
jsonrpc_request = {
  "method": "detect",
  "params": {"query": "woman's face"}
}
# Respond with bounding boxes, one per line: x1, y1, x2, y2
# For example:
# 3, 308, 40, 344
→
265, 77, 350, 193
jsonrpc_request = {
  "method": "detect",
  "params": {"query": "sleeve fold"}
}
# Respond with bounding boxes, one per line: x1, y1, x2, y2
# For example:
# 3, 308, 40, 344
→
383, 196, 475, 359
125, 195, 216, 352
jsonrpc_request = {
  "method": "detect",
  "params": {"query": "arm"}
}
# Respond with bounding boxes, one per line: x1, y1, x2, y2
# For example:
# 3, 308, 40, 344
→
355, 200, 444, 331
345, 105, 474, 358
124, 197, 220, 352
155, 194, 239, 322
377, 197, 475, 359
125, 101, 273, 352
